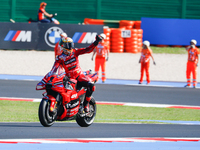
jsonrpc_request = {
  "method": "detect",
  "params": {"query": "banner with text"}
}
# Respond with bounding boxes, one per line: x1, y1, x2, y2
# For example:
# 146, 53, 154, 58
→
0, 23, 38, 49
37, 24, 103, 50
0, 23, 103, 50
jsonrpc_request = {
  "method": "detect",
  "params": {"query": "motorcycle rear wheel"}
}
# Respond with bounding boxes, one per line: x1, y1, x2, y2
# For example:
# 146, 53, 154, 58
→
76, 97, 96, 127
38, 99, 57, 127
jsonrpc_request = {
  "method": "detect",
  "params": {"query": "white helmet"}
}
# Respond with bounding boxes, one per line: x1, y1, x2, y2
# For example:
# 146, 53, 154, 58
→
60, 32, 67, 38
59, 33, 68, 47
190, 39, 197, 45
143, 40, 150, 47
100, 33, 106, 40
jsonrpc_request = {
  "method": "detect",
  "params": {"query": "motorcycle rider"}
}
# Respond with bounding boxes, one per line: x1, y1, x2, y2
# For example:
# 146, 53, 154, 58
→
50, 34, 104, 113
38, 2, 53, 23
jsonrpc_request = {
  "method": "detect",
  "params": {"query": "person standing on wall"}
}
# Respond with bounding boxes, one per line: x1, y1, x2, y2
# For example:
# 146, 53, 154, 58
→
54, 32, 68, 58
138, 40, 156, 85
91, 33, 109, 83
185, 39, 199, 88
38, 2, 53, 23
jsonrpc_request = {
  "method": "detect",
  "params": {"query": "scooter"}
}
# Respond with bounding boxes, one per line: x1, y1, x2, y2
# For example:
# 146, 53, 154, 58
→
28, 13, 60, 24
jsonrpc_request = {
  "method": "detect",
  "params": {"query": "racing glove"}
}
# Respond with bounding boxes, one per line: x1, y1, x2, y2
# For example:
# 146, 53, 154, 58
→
153, 61, 156, 65
93, 35, 103, 46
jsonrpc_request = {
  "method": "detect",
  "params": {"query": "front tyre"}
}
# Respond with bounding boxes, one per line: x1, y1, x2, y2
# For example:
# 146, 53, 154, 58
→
76, 97, 96, 127
38, 99, 57, 127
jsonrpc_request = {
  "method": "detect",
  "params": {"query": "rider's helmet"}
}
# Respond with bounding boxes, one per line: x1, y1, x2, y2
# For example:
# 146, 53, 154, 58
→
40, 2, 47, 7
60, 37, 74, 54
143, 40, 150, 47
190, 39, 197, 45
59, 33, 68, 46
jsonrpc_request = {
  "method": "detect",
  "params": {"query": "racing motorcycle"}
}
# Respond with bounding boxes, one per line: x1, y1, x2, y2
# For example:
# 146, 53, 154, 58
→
28, 13, 60, 24
36, 66, 98, 127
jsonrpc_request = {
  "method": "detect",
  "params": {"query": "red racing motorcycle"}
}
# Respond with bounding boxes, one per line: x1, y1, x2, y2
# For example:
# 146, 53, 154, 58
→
36, 66, 98, 127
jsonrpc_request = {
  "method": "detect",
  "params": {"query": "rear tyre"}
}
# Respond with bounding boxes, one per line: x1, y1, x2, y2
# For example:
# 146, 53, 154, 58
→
38, 99, 57, 127
76, 97, 96, 127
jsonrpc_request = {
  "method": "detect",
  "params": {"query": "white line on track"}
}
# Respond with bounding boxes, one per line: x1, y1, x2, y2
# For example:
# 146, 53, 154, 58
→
1, 97, 200, 109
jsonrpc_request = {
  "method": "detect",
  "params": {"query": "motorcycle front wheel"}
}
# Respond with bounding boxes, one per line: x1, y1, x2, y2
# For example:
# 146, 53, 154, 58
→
76, 97, 96, 127
38, 99, 57, 127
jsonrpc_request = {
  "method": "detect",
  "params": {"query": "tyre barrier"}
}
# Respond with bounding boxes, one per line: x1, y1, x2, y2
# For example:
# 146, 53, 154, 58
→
124, 29, 143, 53
119, 20, 135, 29
84, 18, 104, 25
110, 28, 124, 53
103, 27, 112, 51
109, 28, 143, 53
134, 21, 141, 29
108, 28, 144, 53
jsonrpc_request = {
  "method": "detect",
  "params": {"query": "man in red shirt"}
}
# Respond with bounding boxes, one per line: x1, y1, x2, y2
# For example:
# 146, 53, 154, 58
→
139, 40, 156, 85
185, 39, 199, 88
50, 35, 103, 112
91, 34, 109, 83
38, 2, 53, 23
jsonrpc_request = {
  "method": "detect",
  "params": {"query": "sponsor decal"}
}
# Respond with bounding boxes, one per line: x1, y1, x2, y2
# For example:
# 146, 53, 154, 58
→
72, 32, 97, 43
66, 99, 79, 109
64, 57, 76, 65
121, 30, 131, 38
44, 26, 64, 47
68, 65, 76, 71
71, 93, 78, 99
66, 107, 79, 116
4, 30, 32, 42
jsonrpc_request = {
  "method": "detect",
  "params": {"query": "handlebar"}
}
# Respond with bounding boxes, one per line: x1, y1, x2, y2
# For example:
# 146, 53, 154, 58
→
53, 13, 57, 17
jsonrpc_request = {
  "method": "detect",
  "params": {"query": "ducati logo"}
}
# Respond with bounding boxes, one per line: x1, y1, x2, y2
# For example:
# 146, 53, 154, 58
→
71, 93, 78, 99
44, 27, 64, 47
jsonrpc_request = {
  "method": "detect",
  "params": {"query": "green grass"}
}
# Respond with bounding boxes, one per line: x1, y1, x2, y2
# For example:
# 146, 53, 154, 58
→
0, 100, 39, 122
151, 46, 187, 54
0, 100, 199, 124
96, 105, 200, 123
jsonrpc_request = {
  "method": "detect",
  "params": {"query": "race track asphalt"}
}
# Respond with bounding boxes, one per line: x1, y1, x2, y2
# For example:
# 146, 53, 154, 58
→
0, 79, 200, 106
0, 78, 200, 149
0, 122, 200, 139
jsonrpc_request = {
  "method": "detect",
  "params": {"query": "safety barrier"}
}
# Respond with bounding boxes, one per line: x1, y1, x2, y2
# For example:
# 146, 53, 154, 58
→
86, 18, 143, 53
119, 20, 135, 29
110, 28, 124, 53
103, 28, 111, 52
124, 29, 143, 53
104, 28, 143, 53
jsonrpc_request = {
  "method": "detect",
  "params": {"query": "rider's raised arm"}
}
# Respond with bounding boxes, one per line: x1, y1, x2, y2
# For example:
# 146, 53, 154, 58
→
75, 35, 103, 56
75, 43, 96, 55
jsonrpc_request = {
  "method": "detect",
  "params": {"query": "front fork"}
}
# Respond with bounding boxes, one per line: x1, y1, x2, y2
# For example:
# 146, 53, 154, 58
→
43, 95, 57, 113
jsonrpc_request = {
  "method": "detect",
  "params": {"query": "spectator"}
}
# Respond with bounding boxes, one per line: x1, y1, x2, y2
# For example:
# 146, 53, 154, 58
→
139, 40, 156, 85
91, 33, 109, 83
185, 39, 199, 88
38, 2, 53, 23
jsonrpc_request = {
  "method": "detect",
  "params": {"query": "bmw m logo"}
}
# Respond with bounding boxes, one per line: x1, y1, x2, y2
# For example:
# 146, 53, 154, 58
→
44, 27, 64, 47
